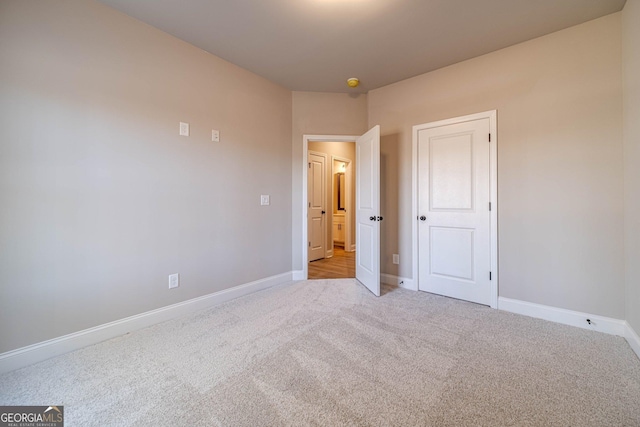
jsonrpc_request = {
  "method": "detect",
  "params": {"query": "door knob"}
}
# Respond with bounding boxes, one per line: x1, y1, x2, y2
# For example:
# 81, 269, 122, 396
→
369, 216, 376, 221
419, 216, 426, 221
377, 216, 384, 221
321, 210, 326, 214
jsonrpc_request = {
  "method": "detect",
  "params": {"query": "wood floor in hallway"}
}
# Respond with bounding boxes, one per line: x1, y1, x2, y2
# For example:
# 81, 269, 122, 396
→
308, 246, 355, 279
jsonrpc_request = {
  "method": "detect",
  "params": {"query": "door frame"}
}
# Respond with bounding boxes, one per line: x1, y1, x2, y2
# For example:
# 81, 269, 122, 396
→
411, 110, 498, 308
301, 134, 358, 280
331, 155, 353, 253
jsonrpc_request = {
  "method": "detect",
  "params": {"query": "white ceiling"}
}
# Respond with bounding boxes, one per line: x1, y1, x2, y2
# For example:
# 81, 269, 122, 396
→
97, 0, 626, 93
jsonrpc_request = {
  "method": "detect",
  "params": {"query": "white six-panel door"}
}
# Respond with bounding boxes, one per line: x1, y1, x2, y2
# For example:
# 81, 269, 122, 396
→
417, 118, 492, 305
356, 126, 381, 297
308, 151, 326, 262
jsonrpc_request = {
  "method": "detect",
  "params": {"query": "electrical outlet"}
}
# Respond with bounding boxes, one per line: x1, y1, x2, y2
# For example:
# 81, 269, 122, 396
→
212, 129, 220, 142
393, 254, 399, 264
168, 273, 179, 289
179, 122, 189, 136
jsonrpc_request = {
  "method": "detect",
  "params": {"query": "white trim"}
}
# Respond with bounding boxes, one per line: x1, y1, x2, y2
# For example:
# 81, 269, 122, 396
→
498, 297, 626, 336
292, 270, 305, 281
381, 273, 417, 291
411, 127, 419, 296
302, 135, 359, 280
488, 112, 498, 309
0, 272, 294, 374
412, 110, 498, 308
625, 322, 640, 360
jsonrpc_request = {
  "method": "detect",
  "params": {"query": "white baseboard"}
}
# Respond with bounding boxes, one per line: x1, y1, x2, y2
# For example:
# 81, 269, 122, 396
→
292, 270, 305, 281
381, 273, 417, 291
498, 297, 626, 336
0, 272, 294, 374
625, 322, 640, 360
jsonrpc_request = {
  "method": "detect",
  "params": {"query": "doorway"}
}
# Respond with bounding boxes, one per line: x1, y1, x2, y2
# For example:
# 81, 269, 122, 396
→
301, 135, 360, 281
301, 127, 382, 296
332, 156, 352, 251
307, 142, 355, 279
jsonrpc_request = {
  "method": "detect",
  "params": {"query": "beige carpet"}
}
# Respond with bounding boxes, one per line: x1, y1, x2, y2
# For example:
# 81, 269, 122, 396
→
1, 279, 639, 426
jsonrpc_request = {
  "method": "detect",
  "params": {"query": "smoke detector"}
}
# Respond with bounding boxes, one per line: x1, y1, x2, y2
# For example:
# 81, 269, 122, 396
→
347, 77, 360, 88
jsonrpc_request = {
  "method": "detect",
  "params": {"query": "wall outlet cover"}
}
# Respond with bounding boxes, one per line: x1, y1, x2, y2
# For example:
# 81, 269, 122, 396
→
261, 195, 270, 206
393, 254, 399, 264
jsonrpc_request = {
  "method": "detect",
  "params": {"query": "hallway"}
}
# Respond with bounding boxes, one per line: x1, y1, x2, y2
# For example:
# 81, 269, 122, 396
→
308, 246, 355, 279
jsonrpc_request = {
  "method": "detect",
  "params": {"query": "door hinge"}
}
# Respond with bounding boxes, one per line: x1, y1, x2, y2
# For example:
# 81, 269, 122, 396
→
489, 133, 491, 142
489, 202, 492, 211
308, 162, 311, 168
308, 241, 311, 247
308, 202, 311, 208
489, 271, 492, 280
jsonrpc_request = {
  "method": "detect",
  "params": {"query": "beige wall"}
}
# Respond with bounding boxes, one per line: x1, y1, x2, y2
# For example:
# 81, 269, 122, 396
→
369, 14, 625, 318
308, 141, 356, 252
623, 0, 640, 333
0, 0, 292, 353
292, 92, 368, 271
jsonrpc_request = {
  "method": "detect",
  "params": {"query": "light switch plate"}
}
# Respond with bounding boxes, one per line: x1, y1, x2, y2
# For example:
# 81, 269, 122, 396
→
212, 129, 220, 142
168, 273, 180, 289
393, 254, 399, 264
261, 195, 270, 206
179, 122, 189, 136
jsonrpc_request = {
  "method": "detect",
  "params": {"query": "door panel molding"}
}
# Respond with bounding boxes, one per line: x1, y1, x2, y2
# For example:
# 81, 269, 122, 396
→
412, 111, 498, 308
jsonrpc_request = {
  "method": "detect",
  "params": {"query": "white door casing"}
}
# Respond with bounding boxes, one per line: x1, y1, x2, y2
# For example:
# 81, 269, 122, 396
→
300, 135, 358, 281
356, 125, 381, 297
308, 151, 326, 262
413, 111, 498, 307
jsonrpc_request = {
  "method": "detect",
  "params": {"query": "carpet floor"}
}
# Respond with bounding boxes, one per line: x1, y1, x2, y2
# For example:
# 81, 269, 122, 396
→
1, 279, 639, 426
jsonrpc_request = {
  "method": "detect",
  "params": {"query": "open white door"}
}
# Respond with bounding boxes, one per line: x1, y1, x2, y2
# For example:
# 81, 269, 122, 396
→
355, 125, 381, 296
308, 151, 326, 262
